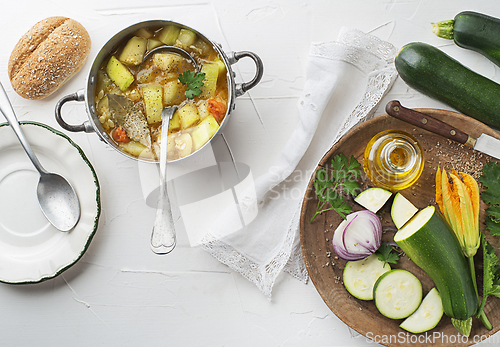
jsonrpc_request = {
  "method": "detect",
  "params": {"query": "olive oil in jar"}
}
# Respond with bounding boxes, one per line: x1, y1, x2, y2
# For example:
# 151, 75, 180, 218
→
363, 130, 424, 191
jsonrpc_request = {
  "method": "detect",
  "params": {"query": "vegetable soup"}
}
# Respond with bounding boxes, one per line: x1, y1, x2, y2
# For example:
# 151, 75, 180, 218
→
94, 24, 229, 161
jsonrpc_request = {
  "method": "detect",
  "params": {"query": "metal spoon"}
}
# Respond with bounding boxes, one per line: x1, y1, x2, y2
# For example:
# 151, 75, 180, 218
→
0, 82, 81, 232
147, 46, 199, 254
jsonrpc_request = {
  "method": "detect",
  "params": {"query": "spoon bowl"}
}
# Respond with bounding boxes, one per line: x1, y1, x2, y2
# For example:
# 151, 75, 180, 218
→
37, 172, 81, 232
0, 82, 81, 232
142, 45, 200, 72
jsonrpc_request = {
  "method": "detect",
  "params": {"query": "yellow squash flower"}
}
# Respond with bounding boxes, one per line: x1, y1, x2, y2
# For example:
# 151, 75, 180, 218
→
435, 167, 480, 257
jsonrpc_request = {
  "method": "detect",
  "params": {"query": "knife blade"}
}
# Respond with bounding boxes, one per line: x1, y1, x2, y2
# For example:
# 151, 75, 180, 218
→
385, 100, 500, 161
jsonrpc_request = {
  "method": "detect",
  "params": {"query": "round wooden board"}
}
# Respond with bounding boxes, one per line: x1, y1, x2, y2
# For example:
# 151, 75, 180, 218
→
300, 108, 500, 346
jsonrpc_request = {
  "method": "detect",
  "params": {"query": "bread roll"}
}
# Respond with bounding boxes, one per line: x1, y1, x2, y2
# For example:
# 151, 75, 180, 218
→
8, 17, 91, 100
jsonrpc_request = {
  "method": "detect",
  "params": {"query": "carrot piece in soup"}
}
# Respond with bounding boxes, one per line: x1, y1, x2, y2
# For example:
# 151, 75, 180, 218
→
207, 98, 226, 123
113, 126, 130, 143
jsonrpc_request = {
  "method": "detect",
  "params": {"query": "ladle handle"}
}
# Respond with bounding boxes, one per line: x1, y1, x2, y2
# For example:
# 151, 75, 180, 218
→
151, 107, 176, 254
151, 186, 176, 254
0, 82, 47, 174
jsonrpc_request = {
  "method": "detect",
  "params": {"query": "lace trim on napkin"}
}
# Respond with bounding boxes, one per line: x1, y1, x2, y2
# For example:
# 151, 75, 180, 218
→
337, 27, 397, 62
334, 68, 398, 143
200, 220, 296, 299
283, 207, 309, 282
309, 28, 397, 74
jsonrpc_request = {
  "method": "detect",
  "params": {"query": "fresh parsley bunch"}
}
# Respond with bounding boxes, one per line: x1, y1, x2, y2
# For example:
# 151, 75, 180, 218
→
480, 162, 500, 237
476, 233, 500, 330
477, 162, 500, 329
310, 153, 361, 222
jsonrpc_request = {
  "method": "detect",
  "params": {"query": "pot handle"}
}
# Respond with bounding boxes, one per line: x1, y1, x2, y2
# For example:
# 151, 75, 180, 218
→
227, 51, 264, 97
55, 89, 95, 133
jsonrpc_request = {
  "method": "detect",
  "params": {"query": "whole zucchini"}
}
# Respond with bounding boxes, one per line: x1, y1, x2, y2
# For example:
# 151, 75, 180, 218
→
433, 11, 500, 67
394, 206, 478, 320
395, 42, 500, 129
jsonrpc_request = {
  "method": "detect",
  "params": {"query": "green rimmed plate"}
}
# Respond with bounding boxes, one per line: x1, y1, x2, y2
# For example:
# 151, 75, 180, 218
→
0, 121, 100, 284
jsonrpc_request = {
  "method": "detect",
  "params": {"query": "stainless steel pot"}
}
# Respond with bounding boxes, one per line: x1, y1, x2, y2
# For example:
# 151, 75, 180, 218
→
55, 20, 263, 163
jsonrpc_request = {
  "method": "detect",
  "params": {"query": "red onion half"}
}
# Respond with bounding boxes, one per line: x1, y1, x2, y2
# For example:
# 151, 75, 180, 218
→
332, 210, 382, 261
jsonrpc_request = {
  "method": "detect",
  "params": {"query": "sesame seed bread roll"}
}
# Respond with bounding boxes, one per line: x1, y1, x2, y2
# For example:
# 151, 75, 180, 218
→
8, 16, 91, 100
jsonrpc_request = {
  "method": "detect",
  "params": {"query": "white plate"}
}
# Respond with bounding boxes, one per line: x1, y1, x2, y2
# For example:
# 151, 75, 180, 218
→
0, 121, 100, 284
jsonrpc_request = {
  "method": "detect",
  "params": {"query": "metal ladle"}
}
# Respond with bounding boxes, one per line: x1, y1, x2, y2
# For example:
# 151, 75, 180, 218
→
0, 82, 81, 232
145, 46, 200, 254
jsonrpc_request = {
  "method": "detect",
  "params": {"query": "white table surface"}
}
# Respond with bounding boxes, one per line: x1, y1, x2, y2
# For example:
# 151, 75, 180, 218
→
1, 1, 499, 346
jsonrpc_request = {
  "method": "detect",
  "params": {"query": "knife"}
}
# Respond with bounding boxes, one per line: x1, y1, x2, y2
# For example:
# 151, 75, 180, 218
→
385, 100, 500, 161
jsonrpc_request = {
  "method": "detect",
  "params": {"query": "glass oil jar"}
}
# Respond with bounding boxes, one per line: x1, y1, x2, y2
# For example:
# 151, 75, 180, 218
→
363, 130, 424, 191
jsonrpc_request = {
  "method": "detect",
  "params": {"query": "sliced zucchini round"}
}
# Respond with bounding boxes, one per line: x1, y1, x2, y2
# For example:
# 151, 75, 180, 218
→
400, 287, 444, 333
373, 269, 422, 319
343, 253, 391, 300
391, 192, 418, 229
354, 187, 392, 213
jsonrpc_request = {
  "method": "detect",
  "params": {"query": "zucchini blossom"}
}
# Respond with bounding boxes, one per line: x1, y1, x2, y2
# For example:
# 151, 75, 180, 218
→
436, 167, 480, 257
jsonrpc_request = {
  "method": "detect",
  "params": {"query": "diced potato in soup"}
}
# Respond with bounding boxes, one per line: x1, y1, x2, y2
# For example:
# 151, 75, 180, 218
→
169, 111, 181, 131
135, 28, 153, 39
192, 115, 219, 151
158, 25, 181, 45
119, 36, 148, 66
197, 100, 210, 119
176, 29, 197, 48
106, 56, 134, 91
119, 141, 155, 159
153, 53, 183, 72
147, 39, 163, 51
178, 103, 200, 129
163, 80, 184, 105
200, 63, 219, 98
94, 23, 229, 161
142, 84, 163, 124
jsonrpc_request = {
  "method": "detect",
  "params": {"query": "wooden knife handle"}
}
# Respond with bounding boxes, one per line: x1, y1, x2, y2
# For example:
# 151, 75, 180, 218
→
385, 100, 470, 145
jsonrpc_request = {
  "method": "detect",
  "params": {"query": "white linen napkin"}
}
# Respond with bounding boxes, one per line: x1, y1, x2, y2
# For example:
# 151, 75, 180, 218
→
200, 27, 398, 298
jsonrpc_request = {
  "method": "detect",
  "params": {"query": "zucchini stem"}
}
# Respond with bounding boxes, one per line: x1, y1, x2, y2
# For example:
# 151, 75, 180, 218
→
477, 298, 493, 330
468, 255, 493, 330
431, 20, 454, 40
467, 256, 478, 300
